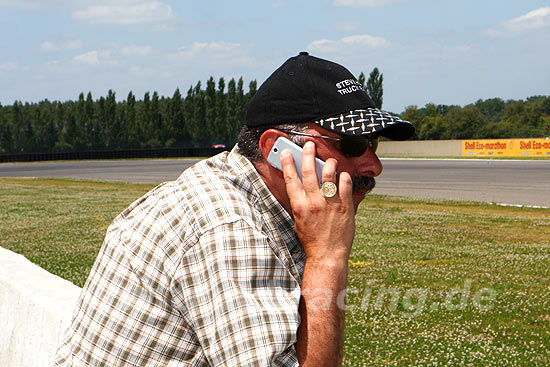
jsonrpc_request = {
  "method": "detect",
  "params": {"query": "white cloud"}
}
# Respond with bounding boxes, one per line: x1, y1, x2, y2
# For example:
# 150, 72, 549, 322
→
332, 0, 406, 8
178, 41, 243, 58
272, 0, 288, 8
72, 0, 174, 25
0, 62, 23, 71
63, 44, 153, 70
0, 0, 89, 10
308, 34, 390, 53
74, 50, 100, 65
334, 21, 361, 32
121, 45, 153, 56
0, 62, 30, 78
0, 0, 39, 8
488, 7, 550, 36
174, 41, 256, 73
40, 40, 83, 52
0, 0, 53, 9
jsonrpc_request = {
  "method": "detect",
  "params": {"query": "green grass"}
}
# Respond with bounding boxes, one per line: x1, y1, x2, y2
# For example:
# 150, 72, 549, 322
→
1, 178, 549, 366
346, 196, 550, 366
0, 178, 155, 286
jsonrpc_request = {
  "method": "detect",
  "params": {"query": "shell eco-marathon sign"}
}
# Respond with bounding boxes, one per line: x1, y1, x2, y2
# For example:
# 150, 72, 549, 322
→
462, 138, 550, 157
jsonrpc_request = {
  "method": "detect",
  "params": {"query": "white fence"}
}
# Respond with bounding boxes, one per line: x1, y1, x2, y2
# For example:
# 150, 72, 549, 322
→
0, 247, 81, 367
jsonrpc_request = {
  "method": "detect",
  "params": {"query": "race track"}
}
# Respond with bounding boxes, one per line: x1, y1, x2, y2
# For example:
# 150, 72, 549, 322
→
1, 158, 549, 208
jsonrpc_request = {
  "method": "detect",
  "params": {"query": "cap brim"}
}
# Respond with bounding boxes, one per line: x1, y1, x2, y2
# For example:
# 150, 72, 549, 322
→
314, 108, 415, 141
376, 120, 416, 141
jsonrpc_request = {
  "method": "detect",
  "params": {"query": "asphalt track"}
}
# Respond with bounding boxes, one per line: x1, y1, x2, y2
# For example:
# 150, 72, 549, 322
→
1, 158, 549, 208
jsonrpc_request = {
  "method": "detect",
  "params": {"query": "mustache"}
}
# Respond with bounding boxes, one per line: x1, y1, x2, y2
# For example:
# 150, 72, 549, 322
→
352, 176, 376, 194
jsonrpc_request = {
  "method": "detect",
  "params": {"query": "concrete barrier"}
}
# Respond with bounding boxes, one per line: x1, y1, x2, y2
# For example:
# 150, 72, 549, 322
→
0, 247, 81, 367
378, 140, 463, 157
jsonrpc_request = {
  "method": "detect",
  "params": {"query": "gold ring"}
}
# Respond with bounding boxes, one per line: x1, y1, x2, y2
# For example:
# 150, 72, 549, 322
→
321, 181, 337, 198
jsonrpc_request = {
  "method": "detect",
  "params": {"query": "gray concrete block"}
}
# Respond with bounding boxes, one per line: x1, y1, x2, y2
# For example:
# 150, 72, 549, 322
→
0, 247, 81, 367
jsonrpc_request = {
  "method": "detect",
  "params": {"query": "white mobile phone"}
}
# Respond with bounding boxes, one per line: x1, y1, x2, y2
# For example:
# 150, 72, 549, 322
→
267, 137, 325, 184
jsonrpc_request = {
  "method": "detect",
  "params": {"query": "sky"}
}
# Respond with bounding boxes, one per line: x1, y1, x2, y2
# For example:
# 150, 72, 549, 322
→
1, 0, 549, 113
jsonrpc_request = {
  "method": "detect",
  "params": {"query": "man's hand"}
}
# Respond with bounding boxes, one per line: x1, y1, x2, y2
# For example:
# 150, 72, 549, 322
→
280, 141, 356, 367
280, 141, 356, 263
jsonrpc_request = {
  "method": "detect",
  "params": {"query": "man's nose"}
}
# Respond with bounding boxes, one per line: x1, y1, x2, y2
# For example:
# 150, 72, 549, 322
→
353, 147, 383, 177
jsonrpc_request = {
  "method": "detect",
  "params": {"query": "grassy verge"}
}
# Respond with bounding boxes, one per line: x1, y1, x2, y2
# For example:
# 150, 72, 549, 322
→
0, 178, 154, 286
1, 178, 549, 365
346, 195, 550, 366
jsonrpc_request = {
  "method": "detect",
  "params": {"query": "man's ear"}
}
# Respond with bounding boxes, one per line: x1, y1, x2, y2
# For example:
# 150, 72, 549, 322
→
258, 129, 284, 162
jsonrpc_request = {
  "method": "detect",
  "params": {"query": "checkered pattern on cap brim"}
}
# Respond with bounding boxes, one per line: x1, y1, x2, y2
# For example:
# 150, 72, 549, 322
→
313, 108, 410, 137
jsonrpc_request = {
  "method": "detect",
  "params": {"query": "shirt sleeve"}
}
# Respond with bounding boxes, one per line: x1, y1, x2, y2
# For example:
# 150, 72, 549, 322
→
173, 218, 301, 367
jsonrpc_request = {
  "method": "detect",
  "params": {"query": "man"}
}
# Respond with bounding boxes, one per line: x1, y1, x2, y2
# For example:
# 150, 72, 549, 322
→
54, 52, 414, 366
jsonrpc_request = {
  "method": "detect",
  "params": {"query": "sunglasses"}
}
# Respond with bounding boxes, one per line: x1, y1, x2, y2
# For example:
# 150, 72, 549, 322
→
277, 129, 378, 157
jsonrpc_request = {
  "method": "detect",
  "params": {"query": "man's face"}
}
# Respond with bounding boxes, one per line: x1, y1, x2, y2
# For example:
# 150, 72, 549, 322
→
298, 124, 383, 210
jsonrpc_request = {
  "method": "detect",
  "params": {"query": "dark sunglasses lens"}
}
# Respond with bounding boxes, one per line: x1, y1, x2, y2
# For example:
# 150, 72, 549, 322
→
341, 136, 368, 156
341, 136, 378, 156
370, 137, 379, 152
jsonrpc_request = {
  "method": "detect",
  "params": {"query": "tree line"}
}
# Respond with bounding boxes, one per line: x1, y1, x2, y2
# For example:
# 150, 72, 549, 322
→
1, 71, 549, 154
401, 96, 550, 140
0, 76, 257, 153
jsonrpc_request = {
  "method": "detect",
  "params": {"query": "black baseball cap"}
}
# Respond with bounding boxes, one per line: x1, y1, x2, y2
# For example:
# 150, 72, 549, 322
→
245, 52, 415, 140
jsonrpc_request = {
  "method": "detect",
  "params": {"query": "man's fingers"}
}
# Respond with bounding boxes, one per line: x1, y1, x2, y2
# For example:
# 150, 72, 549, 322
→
280, 149, 303, 200
321, 158, 338, 185
301, 141, 320, 193
337, 171, 354, 206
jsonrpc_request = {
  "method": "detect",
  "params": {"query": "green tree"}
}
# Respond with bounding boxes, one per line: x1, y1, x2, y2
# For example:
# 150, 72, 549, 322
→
84, 92, 101, 149
446, 105, 485, 139
475, 98, 505, 123
75, 92, 89, 149
12, 101, 24, 152
104, 89, 118, 148
115, 96, 129, 149
139, 92, 152, 147
167, 88, 185, 146
0, 103, 15, 152
246, 80, 257, 104
149, 91, 162, 147
63, 102, 79, 150
358, 72, 366, 90
226, 78, 240, 141
236, 77, 245, 135
40, 99, 58, 151
192, 81, 207, 142
417, 103, 448, 140
205, 77, 217, 141
366, 67, 383, 109
125, 91, 139, 148
215, 77, 227, 141
184, 86, 195, 146
481, 120, 517, 139
96, 96, 107, 148
401, 105, 425, 140
53, 102, 73, 152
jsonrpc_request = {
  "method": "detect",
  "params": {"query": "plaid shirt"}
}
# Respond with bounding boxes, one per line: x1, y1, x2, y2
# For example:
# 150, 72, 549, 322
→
54, 147, 305, 366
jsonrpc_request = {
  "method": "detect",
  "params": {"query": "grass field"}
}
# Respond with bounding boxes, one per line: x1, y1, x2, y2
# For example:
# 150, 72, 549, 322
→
1, 177, 549, 366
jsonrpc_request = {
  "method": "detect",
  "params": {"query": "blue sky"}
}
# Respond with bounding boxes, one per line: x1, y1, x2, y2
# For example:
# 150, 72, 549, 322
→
1, 0, 549, 113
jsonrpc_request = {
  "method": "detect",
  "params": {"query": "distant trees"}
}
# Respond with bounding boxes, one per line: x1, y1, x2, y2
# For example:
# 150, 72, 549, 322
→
401, 96, 550, 140
0, 76, 256, 153
1, 73, 550, 154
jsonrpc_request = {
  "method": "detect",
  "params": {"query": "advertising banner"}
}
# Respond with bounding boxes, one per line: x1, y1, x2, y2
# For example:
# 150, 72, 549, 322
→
462, 138, 550, 157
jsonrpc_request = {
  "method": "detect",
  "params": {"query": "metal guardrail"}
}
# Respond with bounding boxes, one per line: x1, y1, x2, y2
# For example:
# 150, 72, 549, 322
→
0, 147, 228, 163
